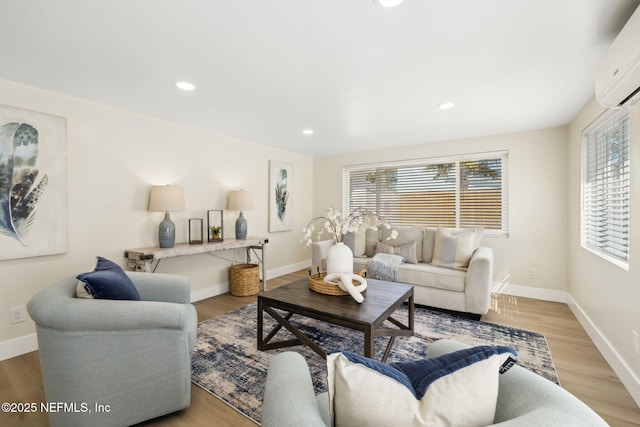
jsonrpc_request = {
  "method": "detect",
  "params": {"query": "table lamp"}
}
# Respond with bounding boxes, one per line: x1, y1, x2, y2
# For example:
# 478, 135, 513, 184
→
149, 185, 185, 248
228, 190, 254, 240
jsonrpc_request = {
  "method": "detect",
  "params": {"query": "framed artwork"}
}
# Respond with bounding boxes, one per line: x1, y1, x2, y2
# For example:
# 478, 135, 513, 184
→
0, 104, 67, 260
269, 160, 293, 232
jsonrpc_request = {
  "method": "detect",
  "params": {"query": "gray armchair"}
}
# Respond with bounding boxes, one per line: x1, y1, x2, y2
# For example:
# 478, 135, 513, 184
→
27, 271, 197, 427
262, 340, 608, 426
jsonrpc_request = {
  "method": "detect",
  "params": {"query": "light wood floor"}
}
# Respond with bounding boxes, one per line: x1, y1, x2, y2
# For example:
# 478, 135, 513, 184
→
2, 269, 640, 426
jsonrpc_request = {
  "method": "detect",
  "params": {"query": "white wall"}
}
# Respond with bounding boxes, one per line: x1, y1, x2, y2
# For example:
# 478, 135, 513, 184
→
312, 103, 640, 404
567, 99, 640, 402
313, 126, 570, 296
3, 74, 639, 403
0, 79, 313, 358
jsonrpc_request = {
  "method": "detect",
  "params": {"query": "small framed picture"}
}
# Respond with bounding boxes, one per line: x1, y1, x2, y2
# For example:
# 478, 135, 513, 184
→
189, 218, 203, 244
207, 210, 224, 242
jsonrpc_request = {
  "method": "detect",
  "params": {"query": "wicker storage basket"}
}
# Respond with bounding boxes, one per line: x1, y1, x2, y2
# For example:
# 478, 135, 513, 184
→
230, 263, 260, 296
308, 266, 366, 296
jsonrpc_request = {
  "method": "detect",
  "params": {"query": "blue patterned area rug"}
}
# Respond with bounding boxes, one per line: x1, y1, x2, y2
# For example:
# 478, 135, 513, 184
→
192, 303, 557, 424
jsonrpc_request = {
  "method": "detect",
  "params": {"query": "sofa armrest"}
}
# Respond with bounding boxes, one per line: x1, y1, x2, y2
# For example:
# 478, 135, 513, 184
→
465, 246, 493, 315
311, 239, 336, 271
127, 271, 191, 303
262, 352, 328, 427
427, 339, 607, 426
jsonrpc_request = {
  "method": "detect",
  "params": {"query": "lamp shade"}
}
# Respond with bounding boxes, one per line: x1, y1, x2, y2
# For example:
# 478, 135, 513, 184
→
228, 190, 254, 211
149, 185, 185, 212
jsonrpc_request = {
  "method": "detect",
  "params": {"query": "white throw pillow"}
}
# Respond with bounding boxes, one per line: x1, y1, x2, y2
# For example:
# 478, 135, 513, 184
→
431, 227, 478, 270
327, 346, 517, 427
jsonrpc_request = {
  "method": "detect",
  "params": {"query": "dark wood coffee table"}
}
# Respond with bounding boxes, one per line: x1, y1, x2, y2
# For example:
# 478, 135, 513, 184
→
257, 278, 414, 361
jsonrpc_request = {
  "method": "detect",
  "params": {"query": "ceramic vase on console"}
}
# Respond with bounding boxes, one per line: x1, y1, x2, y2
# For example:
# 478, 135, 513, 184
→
326, 242, 353, 274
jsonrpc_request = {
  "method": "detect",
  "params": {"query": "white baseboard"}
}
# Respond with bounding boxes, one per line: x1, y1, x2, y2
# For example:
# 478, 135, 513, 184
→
492, 282, 569, 303
566, 294, 640, 407
265, 260, 310, 280
497, 283, 640, 407
0, 333, 38, 362
191, 282, 229, 302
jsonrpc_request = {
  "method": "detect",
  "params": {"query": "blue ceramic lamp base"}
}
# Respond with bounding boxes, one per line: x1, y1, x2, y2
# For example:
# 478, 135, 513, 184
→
158, 212, 176, 248
235, 211, 247, 240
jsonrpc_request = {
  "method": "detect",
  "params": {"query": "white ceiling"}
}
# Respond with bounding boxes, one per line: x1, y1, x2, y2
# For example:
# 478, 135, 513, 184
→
0, 0, 639, 157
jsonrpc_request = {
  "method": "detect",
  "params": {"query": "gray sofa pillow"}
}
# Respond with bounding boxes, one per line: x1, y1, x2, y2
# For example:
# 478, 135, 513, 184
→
380, 226, 425, 263
376, 241, 418, 264
365, 228, 379, 257
422, 227, 437, 263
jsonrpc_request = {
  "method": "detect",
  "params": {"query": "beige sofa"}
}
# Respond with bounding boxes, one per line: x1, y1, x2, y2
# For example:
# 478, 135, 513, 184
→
311, 226, 493, 319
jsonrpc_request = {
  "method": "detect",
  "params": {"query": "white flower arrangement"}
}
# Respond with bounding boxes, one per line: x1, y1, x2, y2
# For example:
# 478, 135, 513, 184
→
301, 206, 398, 246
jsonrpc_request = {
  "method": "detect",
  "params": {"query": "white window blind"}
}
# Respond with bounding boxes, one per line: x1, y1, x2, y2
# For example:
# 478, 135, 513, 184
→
343, 151, 508, 235
582, 108, 630, 266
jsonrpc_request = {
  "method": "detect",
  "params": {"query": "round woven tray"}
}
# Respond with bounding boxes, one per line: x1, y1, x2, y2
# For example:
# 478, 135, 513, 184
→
308, 266, 366, 296
230, 263, 260, 296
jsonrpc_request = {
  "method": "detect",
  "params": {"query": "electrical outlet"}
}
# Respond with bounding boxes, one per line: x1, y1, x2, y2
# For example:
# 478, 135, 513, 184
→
633, 331, 639, 356
9, 306, 27, 324
528, 267, 537, 279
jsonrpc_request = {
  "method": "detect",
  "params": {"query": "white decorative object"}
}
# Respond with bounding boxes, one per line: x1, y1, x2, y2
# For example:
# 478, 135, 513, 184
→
301, 206, 397, 246
324, 272, 368, 303
326, 242, 354, 275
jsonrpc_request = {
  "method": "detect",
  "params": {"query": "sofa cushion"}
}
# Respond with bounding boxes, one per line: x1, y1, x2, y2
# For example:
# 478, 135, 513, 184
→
423, 227, 484, 263
344, 230, 366, 257
327, 346, 517, 427
431, 227, 478, 271
364, 228, 379, 257
376, 241, 418, 264
353, 257, 467, 292
397, 262, 467, 292
380, 226, 424, 262
422, 227, 438, 263
76, 257, 141, 300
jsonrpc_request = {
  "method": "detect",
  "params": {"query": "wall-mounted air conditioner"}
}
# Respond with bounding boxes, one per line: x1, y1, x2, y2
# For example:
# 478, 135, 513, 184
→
595, 5, 640, 107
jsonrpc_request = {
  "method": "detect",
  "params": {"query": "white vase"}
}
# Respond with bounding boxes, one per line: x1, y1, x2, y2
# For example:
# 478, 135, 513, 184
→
326, 242, 354, 275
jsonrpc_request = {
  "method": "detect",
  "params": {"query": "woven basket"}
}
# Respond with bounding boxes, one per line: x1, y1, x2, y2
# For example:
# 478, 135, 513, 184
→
230, 263, 260, 296
308, 266, 366, 296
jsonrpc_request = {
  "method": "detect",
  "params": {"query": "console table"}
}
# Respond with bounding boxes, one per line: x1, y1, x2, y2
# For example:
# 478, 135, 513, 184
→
124, 237, 268, 290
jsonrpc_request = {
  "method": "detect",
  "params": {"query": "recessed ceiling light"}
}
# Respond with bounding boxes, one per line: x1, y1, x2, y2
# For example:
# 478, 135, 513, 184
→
373, 0, 404, 8
302, 129, 314, 135
175, 81, 195, 91
438, 102, 456, 110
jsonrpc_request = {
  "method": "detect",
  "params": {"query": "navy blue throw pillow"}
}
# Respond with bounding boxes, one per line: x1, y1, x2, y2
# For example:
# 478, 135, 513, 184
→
76, 256, 141, 300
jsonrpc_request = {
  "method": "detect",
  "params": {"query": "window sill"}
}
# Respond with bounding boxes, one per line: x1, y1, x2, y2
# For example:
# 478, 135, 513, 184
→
581, 244, 629, 271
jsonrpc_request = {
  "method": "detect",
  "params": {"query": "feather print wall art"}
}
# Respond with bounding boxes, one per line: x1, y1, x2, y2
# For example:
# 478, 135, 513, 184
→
0, 104, 67, 260
275, 168, 288, 222
268, 160, 293, 232
0, 122, 47, 245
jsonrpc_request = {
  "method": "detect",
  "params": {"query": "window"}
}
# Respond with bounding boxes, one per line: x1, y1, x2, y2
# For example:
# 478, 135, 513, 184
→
582, 108, 630, 267
343, 151, 508, 235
